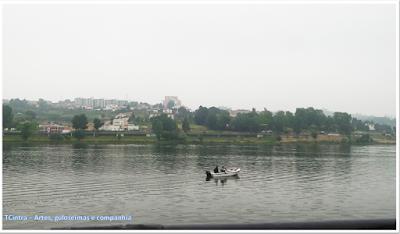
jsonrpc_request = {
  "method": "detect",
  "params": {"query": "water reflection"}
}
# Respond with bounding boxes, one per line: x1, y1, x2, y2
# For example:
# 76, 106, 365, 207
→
72, 142, 88, 149
338, 144, 352, 156
206, 175, 240, 186
2, 143, 396, 230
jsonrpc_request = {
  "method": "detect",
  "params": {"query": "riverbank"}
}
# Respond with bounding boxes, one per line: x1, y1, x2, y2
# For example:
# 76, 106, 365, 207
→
2, 134, 396, 145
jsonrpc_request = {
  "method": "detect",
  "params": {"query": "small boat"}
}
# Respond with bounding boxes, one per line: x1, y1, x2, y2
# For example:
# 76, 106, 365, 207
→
206, 167, 241, 178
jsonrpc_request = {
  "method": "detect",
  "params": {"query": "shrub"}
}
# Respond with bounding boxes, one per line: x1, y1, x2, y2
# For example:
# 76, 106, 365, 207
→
198, 135, 204, 142
72, 129, 86, 141
311, 129, 318, 139
49, 133, 64, 141
162, 130, 179, 141
357, 134, 371, 144
178, 133, 187, 142
276, 136, 282, 142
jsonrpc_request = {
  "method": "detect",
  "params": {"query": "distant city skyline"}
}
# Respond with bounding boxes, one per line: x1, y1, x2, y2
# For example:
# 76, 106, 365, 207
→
2, 95, 397, 119
2, 2, 398, 118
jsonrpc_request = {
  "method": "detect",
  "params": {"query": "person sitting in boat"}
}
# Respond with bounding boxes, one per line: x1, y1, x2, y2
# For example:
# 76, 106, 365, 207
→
221, 166, 226, 173
214, 166, 219, 173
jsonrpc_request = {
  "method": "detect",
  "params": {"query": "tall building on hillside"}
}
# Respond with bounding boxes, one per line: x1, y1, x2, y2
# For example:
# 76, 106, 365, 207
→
75, 97, 128, 108
104, 99, 117, 106
75, 97, 93, 106
93, 99, 105, 108
163, 96, 181, 108
116, 100, 129, 106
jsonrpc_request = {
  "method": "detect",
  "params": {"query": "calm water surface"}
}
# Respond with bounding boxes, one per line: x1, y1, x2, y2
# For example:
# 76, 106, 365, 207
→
2, 143, 396, 229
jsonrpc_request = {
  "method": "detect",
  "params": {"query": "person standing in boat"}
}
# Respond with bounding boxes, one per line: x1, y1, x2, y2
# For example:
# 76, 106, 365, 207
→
214, 166, 219, 173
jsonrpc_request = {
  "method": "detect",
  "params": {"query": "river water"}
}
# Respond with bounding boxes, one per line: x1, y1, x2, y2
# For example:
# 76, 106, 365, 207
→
2, 143, 396, 230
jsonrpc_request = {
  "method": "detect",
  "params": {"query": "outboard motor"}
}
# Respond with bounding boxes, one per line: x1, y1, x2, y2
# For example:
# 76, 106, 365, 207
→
206, 171, 212, 178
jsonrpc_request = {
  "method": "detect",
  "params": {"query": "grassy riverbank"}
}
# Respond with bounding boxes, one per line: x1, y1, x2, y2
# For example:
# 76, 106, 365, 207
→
2, 134, 396, 145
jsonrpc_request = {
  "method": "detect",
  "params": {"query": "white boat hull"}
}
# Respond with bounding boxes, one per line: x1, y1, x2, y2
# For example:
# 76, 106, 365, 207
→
209, 168, 241, 177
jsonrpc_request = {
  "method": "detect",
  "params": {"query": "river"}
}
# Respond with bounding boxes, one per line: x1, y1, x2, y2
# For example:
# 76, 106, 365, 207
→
2, 143, 396, 230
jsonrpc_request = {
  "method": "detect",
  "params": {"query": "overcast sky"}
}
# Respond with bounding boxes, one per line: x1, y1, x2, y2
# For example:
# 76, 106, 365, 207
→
2, 2, 398, 117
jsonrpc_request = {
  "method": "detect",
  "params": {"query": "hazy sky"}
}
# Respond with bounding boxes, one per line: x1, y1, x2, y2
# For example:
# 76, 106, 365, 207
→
2, 2, 398, 117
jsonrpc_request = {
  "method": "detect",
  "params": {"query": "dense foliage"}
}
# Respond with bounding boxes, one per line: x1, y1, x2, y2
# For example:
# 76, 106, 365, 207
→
356, 134, 371, 143
192, 106, 395, 138
72, 129, 86, 141
153, 120, 163, 141
49, 133, 64, 141
71, 114, 88, 130
93, 118, 103, 130
182, 117, 190, 133
3, 105, 14, 128
3, 98, 396, 141
150, 114, 181, 141
20, 122, 38, 140
150, 114, 177, 132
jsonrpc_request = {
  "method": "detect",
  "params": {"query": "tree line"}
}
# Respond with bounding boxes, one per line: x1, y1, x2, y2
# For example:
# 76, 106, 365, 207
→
190, 106, 395, 137
3, 102, 396, 141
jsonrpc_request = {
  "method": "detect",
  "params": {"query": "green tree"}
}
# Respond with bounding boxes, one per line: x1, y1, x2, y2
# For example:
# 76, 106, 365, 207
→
216, 117, 226, 131
272, 111, 286, 133
256, 110, 273, 131
153, 120, 163, 141
177, 107, 191, 119
229, 112, 261, 133
93, 118, 103, 131
3, 105, 14, 129
334, 112, 354, 137
194, 106, 209, 125
285, 111, 294, 128
71, 114, 88, 130
9, 98, 28, 108
130, 112, 135, 123
205, 112, 218, 130
315, 109, 326, 130
292, 118, 302, 136
25, 110, 36, 121
20, 122, 38, 140
294, 108, 307, 130
182, 117, 190, 133
208, 107, 221, 115
38, 98, 48, 109
21, 123, 32, 140
10, 119, 20, 128
352, 118, 369, 132
323, 116, 336, 132
215, 110, 231, 131
244, 115, 260, 132
72, 129, 86, 141
230, 114, 245, 132
150, 114, 177, 131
